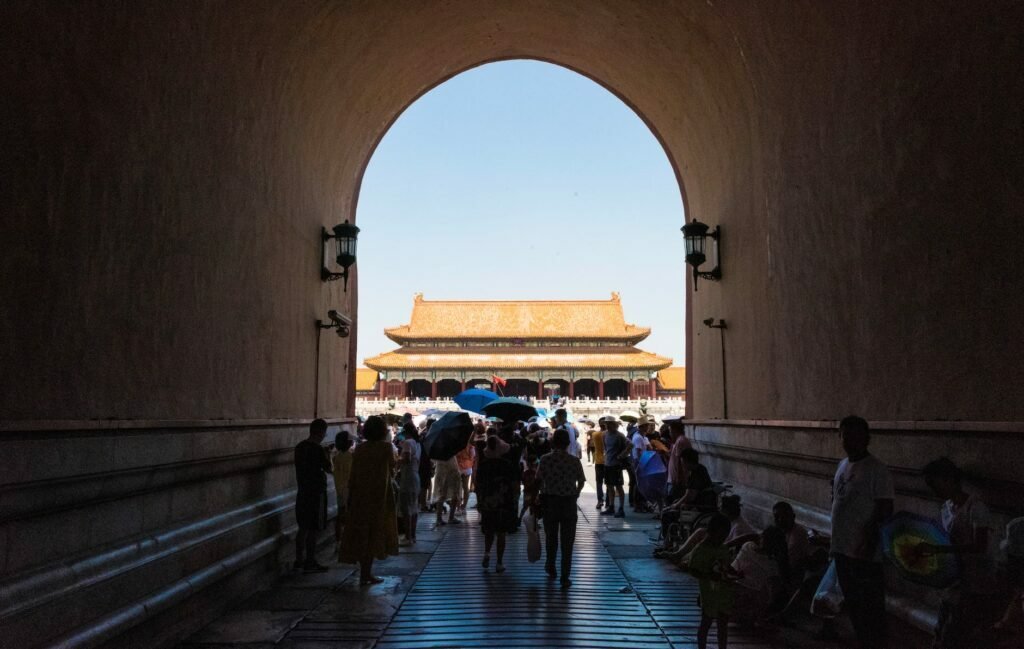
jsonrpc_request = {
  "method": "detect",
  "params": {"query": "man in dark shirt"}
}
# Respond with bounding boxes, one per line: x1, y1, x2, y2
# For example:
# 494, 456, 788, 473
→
679, 448, 716, 510
600, 420, 629, 517
294, 418, 332, 572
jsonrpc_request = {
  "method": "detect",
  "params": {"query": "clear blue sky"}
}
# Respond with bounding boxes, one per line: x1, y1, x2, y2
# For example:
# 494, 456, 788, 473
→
356, 60, 686, 365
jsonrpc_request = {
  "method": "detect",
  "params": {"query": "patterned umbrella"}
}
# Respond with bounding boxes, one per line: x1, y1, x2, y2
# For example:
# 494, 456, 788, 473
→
881, 511, 960, 588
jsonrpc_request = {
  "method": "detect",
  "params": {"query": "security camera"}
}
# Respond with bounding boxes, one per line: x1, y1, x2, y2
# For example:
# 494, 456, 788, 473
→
703, 318, 714, 327
327, 310, 352, 328
317, 310, 352, 337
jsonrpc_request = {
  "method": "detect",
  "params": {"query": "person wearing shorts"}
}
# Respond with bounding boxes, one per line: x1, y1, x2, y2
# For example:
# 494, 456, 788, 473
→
601, 420, 628, 517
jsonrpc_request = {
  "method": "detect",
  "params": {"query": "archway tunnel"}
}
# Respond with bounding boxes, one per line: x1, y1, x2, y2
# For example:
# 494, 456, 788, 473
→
1, 2, 1021, 647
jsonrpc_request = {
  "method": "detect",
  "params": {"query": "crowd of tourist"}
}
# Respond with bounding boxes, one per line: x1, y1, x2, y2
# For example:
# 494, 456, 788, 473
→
294, 413, 1024, 649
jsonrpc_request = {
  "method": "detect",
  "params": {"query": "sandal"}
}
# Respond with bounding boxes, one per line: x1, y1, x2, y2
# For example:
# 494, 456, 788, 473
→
360, 576, 385, 586
495, 563, 505, 574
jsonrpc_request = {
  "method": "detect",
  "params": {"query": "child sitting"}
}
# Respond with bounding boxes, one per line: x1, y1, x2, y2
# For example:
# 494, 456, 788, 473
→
689, 513, 742, 649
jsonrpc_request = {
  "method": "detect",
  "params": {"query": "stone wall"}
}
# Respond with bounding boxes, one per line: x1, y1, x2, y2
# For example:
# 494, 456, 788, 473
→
0, 419, 353, 649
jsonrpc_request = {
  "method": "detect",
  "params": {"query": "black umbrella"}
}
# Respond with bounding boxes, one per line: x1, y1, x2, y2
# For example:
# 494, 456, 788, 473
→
482, 397, 537, 423
421, 411, 474, 460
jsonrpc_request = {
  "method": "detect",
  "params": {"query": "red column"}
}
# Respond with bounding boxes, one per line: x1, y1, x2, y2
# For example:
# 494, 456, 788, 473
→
568, 380, 575, 399
537, 381, 544, 399
598, 380, 605, 399
430, 380, 438, 399
460, 380, 466, 392
378, 377, 386, 399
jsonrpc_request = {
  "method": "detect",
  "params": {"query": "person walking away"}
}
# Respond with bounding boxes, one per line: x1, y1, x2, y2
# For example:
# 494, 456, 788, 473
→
690, 514, 741, 649
830, 415, 894, 649
397, 423, 422, 546
601, 419, 629, 517
554, 408, 582, 460
456, 440, 475, 514
432, 455, 463, 525
527, 423, 551, 458
916, 457, 1000, 648
629, 419, 651, 511
537, 428, 586, 587
331, 430, 354, 560
520, 451, 540, 522
476, 435, 518, 572
294, 418, 333, 573
418, 419, 435, 512
586, 424, 595, 464
339, 415, 400, 585
592, 417, 608, 510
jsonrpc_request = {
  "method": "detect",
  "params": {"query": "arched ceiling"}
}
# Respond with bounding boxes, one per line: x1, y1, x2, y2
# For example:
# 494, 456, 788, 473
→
2, 1, 1021, 421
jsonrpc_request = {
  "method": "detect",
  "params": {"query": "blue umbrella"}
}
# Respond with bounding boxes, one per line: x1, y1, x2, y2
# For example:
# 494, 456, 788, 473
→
454, 388, 499, 414
636, 450, 667, 502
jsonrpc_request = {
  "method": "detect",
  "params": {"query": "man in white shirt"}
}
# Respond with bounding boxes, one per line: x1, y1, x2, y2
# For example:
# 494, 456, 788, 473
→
830, 415, 894, 649
554, 408, 582, 460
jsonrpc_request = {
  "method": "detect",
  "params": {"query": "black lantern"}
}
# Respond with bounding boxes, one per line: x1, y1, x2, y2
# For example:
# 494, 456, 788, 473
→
321, 220, 360, 288
681, 219, 721, 290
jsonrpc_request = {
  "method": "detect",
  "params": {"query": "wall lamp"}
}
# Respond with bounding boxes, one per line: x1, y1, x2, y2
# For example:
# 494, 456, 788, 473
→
321, 221, 360, 289
681, 219, 721, 290
316, 309, 351, 338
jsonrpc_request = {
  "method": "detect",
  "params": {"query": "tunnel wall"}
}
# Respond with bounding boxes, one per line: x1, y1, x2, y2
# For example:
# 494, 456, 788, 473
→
1, 1, 1021, 647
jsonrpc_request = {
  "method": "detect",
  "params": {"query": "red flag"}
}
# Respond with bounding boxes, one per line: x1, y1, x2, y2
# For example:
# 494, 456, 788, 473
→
491, 375, 507, 388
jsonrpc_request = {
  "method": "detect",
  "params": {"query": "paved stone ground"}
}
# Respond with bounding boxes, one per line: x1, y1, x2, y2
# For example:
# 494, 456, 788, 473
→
180, 463, 936, 649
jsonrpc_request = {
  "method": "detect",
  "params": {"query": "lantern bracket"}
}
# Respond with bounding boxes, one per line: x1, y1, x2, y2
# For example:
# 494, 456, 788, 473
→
320, 222, 360, 289
680, 220, 722, 291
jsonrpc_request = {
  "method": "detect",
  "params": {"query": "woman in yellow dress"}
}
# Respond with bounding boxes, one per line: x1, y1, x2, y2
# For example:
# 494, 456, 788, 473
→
339, 416, 400, 585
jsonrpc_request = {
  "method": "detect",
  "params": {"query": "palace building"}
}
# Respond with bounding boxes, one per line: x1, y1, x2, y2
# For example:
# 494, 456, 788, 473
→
363, 293, 674, 400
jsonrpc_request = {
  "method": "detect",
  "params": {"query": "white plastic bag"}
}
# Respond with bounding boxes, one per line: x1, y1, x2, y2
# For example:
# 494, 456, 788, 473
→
810, 560, 844, 618
523, 511, 541, 563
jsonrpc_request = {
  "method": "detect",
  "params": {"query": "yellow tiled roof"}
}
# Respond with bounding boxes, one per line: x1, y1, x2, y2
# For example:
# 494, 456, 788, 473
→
364, 348, 672, 371
657, 366, 686, 390
384, 293, 651, 342
355, 368, 379, 391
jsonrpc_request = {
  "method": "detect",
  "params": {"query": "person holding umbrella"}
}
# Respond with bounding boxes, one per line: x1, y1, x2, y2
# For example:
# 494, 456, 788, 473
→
537, 428, 586, 588
476, 433, 518, 572
421, 411, 475, 525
